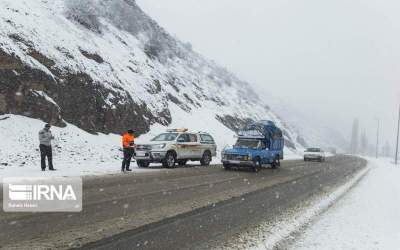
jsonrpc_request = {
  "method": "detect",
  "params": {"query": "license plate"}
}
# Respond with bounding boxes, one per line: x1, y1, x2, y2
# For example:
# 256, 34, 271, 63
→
136, 151, 146, 157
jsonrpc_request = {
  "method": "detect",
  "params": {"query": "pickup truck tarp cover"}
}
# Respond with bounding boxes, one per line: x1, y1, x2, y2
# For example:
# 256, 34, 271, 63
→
243, 120, 283, 140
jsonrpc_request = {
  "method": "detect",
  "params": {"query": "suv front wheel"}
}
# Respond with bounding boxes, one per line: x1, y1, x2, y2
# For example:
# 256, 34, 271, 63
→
163, 152, 176, 168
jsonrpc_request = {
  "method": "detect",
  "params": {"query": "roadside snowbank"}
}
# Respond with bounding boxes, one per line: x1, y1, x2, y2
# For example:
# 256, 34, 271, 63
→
245, 160, 370, 250
0, 115, 132, 179
290, 157, 400, 250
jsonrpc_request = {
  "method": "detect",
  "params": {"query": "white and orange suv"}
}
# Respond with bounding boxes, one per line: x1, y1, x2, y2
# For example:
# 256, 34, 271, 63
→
135, 129, 217, 168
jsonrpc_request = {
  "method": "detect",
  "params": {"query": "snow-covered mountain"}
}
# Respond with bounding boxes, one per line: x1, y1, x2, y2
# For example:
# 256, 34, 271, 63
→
0, 0, 307, 174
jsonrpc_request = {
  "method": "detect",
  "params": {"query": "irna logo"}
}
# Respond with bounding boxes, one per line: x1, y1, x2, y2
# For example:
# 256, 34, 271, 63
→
9, 184, 77, 201
3, 177, 82, 212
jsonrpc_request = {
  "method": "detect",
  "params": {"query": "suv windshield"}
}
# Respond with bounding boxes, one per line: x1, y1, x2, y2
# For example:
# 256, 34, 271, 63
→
234, 139, 260, 149
151, 133, 179, 142
306, 148, 321, 152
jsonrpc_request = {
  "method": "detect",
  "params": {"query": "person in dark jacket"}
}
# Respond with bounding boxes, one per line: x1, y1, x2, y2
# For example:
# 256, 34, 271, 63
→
121, 129, 135, 172
39, 124, 55, 171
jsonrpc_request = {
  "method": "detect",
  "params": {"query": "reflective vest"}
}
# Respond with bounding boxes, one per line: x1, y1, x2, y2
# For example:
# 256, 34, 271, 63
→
122, 133, 135, 148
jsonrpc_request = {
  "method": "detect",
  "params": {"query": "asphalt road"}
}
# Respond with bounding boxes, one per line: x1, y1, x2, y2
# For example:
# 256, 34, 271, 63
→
0, 155, 367, 250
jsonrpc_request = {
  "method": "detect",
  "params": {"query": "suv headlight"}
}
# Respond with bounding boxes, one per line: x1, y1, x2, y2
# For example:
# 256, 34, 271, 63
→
152, 144, 166, 150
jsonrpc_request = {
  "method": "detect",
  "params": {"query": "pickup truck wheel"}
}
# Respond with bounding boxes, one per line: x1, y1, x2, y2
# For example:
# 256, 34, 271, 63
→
177, 160, 187, 166
252, 158, 262, 172
277, 157, 281, 167
200, 151, 212, 166
271, 157, 279, 169
137, 160, 150, 168
162, 152, 176, 168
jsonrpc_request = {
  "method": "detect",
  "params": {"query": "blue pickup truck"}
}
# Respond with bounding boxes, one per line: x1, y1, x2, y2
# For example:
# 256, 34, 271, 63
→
221, 120, 284, 172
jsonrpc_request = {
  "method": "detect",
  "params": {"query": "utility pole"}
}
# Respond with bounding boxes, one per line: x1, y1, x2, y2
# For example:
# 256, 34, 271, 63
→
376, 119, 380, 159
395, 105, 400, 165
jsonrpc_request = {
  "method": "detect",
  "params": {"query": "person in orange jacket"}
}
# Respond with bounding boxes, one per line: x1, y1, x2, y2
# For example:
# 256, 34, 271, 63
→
121, 129, 135, 172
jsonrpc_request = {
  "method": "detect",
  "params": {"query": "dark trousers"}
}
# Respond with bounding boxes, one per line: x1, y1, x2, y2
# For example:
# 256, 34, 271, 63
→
40, 144, 54, 170
122, 148, 134, 171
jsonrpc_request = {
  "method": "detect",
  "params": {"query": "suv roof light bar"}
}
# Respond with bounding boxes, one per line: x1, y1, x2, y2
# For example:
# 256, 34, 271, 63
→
167, 128, 188, 132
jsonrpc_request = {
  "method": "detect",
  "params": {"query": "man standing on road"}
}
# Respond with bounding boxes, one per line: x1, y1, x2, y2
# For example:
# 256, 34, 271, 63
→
39, 124, 56, 171
122, 129, 135, 172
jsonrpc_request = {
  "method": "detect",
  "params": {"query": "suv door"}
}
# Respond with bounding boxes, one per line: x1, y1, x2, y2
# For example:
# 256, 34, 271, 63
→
176, 134, 191, 159
187, 134, 201, 158
200, 134, 217, 157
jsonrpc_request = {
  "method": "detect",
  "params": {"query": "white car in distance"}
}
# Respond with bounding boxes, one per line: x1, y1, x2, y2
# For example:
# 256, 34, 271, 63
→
304, 148, 326, 162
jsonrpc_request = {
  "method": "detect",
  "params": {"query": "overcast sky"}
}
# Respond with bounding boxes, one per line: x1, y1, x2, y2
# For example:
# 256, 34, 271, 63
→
137, 0, 400, 149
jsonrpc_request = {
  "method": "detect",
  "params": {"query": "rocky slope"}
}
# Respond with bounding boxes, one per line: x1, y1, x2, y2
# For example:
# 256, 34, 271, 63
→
0, 0, 305, 151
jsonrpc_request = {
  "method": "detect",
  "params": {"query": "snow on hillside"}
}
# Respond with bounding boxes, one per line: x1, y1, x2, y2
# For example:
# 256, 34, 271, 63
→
0, 0, 304, 143
0, 0, 269, 121
0, 0, 306, 177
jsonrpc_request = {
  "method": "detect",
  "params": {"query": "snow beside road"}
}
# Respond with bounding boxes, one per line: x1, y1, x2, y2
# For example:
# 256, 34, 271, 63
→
244, 159, 369, 250
0, 115, 139, 180
291, 158, 400, 250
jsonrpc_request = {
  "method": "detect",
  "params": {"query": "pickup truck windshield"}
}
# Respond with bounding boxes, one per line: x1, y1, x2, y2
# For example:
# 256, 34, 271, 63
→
234, 139, 260, 149
151, 133, 179, 141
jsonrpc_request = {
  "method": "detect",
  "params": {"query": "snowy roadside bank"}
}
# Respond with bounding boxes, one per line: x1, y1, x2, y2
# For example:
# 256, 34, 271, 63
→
248, 161, 370, 250
0, 115, 126, 180
289, 157, 400, 250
